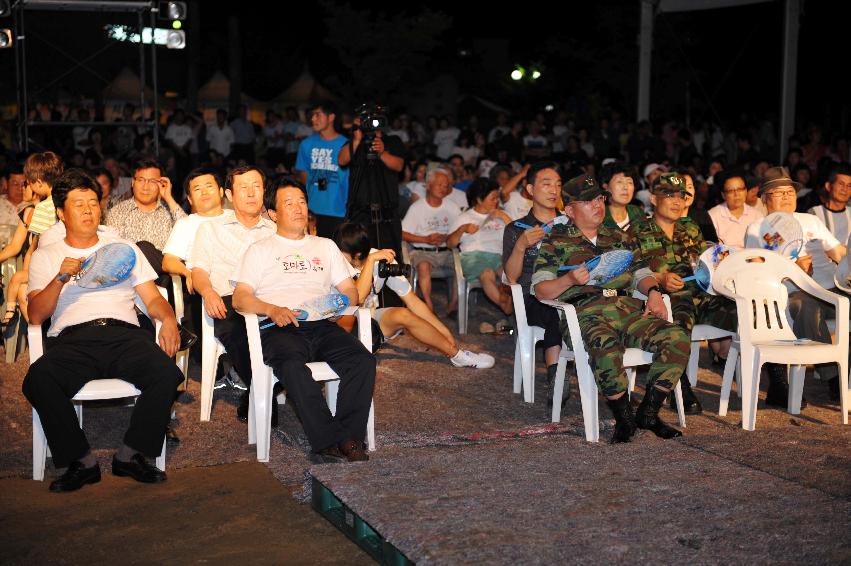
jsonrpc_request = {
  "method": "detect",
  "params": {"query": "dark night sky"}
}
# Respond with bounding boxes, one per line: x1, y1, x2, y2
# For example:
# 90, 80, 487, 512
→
3, 0, 850, 130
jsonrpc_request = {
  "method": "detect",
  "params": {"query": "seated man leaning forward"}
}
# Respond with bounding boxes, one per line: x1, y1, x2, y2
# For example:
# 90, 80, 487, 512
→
532, 173, 691, 444
628, 172, 738, 415
334, 222, 494, 368
22, 169, 183, 492
232, 177, 375, 462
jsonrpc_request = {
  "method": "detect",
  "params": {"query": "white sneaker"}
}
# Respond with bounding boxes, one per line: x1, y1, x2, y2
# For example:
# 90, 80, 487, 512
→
450, 349, 495, 369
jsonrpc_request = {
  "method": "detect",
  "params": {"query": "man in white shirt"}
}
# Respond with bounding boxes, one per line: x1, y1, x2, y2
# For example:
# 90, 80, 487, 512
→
22, 169, 182, 492
207, 109, 235, 159
0, 166, 26, 225
191, 166, 275, 420
402, 166, 462, 314
709, 172, 765, 249
807, 162, 851, 291
745, 166, 846, 407
232, 177, 374, 462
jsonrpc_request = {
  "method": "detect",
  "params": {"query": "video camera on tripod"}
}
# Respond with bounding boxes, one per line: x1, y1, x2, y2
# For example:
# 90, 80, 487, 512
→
354, 103, 388, 160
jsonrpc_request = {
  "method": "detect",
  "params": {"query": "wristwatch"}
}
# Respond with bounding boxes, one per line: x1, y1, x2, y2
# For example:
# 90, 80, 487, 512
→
646, 284, 662, 296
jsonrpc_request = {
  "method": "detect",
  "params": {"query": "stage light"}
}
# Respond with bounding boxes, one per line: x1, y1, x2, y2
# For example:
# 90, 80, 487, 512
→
0, 28, 11, 48
166, 29, 185, 49
544, 104, 554, 112
158, 1, 186, 21
510, 67, 524, 81
0, 1, 10, 18
171, 19, 181, 30
531, 69, 542, 80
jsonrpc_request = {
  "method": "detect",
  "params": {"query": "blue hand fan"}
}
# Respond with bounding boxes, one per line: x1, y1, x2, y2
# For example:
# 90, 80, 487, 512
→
586, 250, 633, 286
259, 293, 351, 329
681, 244, 735, 295
758, 212, 804, 260
74, 242, 136, 289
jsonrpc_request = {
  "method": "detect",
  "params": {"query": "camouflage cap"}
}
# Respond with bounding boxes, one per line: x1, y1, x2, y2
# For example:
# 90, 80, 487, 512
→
562, 173, 603, 204
650, 172, 688, 196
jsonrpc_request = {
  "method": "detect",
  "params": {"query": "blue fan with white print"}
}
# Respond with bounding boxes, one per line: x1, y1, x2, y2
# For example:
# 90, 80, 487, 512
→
558, 249, 634, 286
293, 292, 350, 321
73, 242, 136, 289
681, 243, 735, 295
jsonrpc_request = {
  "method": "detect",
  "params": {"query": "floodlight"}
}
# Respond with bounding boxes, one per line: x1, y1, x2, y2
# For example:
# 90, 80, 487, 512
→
0, 28, 11, 48
158, 1, 186, 20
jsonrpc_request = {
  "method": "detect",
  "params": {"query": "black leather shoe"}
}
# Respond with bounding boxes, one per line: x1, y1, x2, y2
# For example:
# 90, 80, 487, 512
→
165, 425, 180, 445
49, 461, 101, 492
765, 366, 808, 409
178, 324, 198, 351
236, 391, 278, 427
310, 445, 346, 464
112, 454, 167, 483
338, 439, 369, 462
828, 377, 840, 402
606, 395, 636, 444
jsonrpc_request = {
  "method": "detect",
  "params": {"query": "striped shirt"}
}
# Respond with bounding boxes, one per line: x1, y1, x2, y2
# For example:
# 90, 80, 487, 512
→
104, 198, 187, 250
28, 196, 57, 235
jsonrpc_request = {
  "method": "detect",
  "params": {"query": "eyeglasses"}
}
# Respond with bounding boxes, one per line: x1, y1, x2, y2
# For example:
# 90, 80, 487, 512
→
723, 188, 746, 194
133, 177, 162, 186
765, 189, 796, 199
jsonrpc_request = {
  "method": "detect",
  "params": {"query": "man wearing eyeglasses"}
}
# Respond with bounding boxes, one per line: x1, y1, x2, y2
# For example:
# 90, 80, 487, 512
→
745, 166, 846, 407
629, 173, 737, 415
533, 174, 690, 444
708, 171, 764, 250
105, 159, 186, 279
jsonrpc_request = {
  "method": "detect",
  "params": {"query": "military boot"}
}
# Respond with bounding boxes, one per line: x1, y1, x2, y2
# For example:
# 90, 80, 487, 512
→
669, 375, 703, 415
765, 364, 807, 409
605, 394, 636, 444
636, 385, 683, 439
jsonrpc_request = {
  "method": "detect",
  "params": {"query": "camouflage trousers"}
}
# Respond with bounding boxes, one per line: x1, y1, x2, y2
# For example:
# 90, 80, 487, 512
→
566, 296, 690, 397
669, 291, 738, 334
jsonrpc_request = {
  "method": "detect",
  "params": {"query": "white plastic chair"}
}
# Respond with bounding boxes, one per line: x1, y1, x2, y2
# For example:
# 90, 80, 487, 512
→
509, 283, 575, 403
453, 249, 482, 334
199, 301, 225, 421
713, 248, 849, 429
169, 274, 191, 388
242, 307, 376, 462
29, 309, 168, 481
542, 297, 686, 442
2, 254, 25, 363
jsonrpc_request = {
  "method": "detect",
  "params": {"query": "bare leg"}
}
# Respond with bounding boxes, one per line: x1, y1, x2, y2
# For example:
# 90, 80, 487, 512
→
544, 345, 561, 367
416, 261, 434, 312
3, 270, 27, 323
709, 337, 731, 358
379, 307, 458, 357
479, 269, 513, 315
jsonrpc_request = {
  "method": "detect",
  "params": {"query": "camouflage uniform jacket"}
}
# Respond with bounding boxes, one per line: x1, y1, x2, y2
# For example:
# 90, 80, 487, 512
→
531, 222, 653, 307
628, 216, 707, 287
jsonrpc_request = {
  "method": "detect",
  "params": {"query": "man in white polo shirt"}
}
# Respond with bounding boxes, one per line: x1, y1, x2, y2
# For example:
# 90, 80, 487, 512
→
191, 165, 275, 421
232, 176, 374, 462
23, 169, 182, 492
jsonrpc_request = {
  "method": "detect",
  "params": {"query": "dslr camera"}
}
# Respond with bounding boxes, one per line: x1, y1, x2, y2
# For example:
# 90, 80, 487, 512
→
355, 103, 389, 160
377, 259, 411, 279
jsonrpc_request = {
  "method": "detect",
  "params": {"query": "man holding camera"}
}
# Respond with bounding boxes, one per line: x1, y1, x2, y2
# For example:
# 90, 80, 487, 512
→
294, 101, 350, 238
338, 105, 406, 259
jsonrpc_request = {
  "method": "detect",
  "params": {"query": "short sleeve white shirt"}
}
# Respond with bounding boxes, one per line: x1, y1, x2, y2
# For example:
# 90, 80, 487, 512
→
163, 210, 234, 261
450, 208, 506, 254
28, 238, 156, 336
232, 234, 351, 315
190, 214, 275, 296
503, 191, 533, 221
344, 248, 412, 305
401, 198, 461, 248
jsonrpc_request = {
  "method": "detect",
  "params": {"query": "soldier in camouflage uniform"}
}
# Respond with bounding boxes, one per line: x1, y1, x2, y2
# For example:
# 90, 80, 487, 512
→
532, 174, 690, 443
629, 172, 738, 415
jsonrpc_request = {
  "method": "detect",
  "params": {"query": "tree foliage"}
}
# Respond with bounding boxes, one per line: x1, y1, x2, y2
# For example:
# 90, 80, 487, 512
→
321, 2, 452, 102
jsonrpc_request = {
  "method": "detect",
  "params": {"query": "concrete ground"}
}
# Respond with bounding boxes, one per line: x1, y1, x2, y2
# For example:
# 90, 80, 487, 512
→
2, 286, 850, 564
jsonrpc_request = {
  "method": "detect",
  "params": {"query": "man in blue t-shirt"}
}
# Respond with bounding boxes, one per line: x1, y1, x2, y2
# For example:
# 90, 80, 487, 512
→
295, 101, 350, 238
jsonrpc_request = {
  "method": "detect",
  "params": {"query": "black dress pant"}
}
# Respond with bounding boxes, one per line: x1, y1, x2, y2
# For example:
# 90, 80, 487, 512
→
214, 295, 252, 385
259, 319, 375, 451
524, 293, 563, 350
22, 325, 183, 468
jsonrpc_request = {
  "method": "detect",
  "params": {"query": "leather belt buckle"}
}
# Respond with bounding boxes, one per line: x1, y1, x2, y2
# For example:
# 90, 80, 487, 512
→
602, 288, 617, 298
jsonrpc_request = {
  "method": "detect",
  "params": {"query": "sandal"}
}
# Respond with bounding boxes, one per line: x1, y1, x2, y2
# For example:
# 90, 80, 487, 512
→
1, 305, 17, 330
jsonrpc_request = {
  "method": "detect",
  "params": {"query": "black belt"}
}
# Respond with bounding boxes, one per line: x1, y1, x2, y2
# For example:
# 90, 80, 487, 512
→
58, 318, 138, 339
413, 246, 449, 252
575, 288, 631, 304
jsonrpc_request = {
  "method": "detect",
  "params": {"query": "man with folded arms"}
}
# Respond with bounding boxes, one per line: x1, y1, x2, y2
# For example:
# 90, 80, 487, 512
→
190, 165, 275, 421
533, 174, 690, 444
22, 169, 182, 492
232, 176, 375, 462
